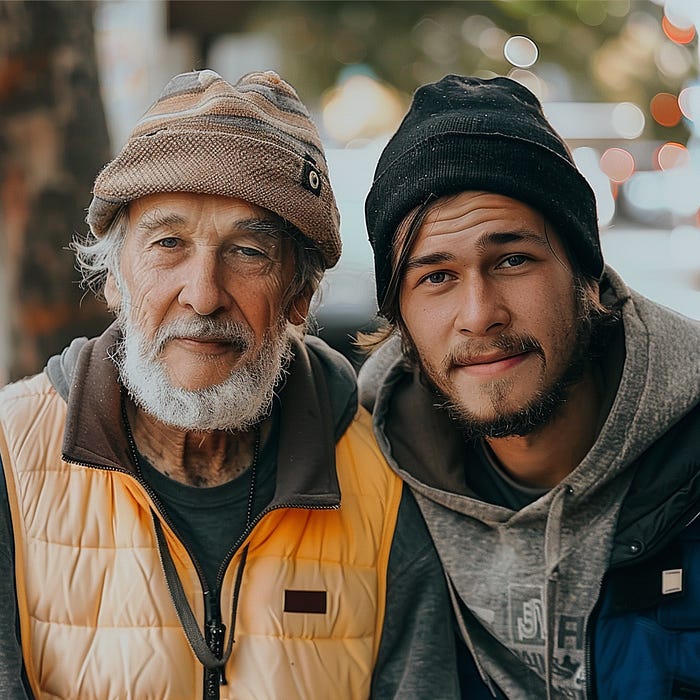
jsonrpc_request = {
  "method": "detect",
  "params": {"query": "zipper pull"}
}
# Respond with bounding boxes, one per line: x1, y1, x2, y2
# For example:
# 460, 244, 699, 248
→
204, 590, 228, 687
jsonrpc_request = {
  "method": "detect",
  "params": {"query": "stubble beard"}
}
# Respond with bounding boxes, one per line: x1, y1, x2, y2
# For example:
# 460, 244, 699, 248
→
417, 297, 593, 440
115, 307, 292, 433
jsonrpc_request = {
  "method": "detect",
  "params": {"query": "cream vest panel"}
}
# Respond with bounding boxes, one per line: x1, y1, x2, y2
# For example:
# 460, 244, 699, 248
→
0, 373, 402, 700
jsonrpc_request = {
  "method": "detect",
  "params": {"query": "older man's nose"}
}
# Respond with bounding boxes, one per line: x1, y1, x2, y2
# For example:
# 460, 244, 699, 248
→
177, 252, 231, 317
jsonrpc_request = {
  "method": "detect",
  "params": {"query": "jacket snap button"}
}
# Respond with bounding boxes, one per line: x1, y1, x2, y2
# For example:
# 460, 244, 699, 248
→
628, 541, 642, 554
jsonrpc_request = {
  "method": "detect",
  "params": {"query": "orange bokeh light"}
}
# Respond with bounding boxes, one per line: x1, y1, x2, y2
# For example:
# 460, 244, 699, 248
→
662, 16, 696, 45
650, 92, 682, 127
655, 142, 690, 170
600, 148, 635, 183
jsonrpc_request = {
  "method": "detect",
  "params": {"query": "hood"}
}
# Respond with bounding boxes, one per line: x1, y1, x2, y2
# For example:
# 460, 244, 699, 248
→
359, 266, 700, 500
358, 265, 700, 699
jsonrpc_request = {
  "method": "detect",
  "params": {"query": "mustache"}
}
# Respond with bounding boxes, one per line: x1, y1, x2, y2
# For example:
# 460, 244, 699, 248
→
151, 317, 253, 356
442, 332, 544, 372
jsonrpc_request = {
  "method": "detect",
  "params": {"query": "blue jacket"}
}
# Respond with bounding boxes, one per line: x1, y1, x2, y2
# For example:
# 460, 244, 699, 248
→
593, 403, 700, 699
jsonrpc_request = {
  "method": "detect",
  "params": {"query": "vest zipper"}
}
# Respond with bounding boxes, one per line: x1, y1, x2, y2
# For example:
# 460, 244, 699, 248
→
65, 457, 225, 698
204, 590, 226, 698
65, 456, 339, 699
202, 500, 340, 700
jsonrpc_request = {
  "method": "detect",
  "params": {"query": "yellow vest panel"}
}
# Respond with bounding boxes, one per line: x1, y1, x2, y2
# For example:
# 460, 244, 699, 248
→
0, 373, 402, 700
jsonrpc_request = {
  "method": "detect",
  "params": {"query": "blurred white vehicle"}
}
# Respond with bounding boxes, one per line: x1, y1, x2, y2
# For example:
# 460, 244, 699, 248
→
310, 145, 384, 366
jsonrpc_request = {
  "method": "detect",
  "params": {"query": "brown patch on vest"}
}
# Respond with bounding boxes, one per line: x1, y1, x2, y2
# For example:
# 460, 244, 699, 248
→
284, 590, 327, 614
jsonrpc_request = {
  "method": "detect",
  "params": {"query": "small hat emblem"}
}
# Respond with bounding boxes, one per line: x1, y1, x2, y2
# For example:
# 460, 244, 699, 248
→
302, 160, 322, 196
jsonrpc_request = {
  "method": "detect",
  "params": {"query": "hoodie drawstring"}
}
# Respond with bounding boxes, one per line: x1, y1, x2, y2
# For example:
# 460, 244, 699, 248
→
543, 485, 569, 700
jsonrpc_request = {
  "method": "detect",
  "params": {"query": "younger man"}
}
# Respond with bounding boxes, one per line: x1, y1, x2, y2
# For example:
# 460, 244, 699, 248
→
360, 74, 700, 698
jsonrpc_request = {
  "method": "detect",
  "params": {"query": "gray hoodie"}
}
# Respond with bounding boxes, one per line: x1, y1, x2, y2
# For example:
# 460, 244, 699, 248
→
359, 267, 700, 699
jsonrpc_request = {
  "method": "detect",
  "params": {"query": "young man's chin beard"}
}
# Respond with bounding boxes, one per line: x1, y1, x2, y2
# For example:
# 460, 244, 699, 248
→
115, 313, 293, 433
437, 353, 587, 440
418, 292, 597, 441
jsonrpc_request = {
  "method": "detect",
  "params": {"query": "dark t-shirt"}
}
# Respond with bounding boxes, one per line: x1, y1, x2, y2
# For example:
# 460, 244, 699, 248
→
464, 439, 549, 510
136, 413, 279, 594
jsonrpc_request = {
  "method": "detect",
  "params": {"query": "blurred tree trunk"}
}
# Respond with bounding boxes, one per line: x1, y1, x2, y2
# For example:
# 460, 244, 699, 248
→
0, 0, 112, 383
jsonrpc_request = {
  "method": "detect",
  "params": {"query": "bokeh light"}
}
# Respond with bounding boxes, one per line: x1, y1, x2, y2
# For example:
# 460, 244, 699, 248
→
576, 0, 607, 26
662, 15, 696, 44
655, 142, 690, 170
321, 74, 404, 145
679, 86, 700, 121
504, 35, 538, 68
573, 147, 615, 227
412, 17, 458, 64
612, 102, 645, 139
650, 92, 682, 127
507, 69, 545, 99
460, 15, 495, 46
625, 167, 699, 218
655, 42, 692, 79
600, 148, 636, 183
607, 0, 632, 18
478, 27, 509, 61
664, 0, 697, 29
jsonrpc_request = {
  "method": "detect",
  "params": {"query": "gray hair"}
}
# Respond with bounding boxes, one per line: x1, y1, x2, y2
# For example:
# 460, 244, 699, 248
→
71, 205, 326, 323
71, 207, 128, 300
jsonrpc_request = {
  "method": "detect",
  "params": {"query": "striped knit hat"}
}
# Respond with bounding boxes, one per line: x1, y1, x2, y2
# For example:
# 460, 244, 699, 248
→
87, 69, 341, 268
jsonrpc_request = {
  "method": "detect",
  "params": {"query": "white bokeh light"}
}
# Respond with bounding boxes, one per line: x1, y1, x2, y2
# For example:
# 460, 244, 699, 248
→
679, 85, 700, 121
611, 102, 645, 139
664, 0, 698, 29
504, 35, 539, 68
573, 147, 615, 228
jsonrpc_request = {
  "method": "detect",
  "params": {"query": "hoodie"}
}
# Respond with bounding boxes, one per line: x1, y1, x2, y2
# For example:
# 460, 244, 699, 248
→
359, 267, 700, 699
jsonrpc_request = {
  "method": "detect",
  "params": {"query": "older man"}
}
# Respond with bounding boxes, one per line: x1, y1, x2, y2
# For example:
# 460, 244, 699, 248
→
0, 70, 467, 699
359, 75, 700, 698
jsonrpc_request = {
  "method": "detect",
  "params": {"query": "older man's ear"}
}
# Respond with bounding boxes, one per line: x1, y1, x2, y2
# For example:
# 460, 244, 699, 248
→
104, 273, 121, 314
287, 288, 314, 326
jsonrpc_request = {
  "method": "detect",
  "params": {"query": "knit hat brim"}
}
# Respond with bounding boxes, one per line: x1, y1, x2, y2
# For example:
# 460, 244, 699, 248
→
367, 131, 603, 307
365, 75, 603, 309
87, 70, 341, 268
89, 129, 340, 267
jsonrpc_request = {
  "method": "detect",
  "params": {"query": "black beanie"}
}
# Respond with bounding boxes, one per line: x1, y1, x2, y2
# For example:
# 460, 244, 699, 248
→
365, 75, 603, 309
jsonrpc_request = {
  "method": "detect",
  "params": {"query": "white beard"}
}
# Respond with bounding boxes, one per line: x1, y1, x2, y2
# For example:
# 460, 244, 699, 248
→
115, 313, 292, 432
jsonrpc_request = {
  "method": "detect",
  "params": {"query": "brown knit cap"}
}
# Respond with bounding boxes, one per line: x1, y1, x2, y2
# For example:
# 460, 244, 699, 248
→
87, 69, 341, 268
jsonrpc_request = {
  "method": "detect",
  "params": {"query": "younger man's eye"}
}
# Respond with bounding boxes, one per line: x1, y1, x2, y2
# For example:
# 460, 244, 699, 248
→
498, 255, 528, 268
427, 271, 447, 284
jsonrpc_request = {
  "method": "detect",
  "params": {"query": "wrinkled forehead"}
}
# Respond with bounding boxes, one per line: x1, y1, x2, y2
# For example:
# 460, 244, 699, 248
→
394, 190, 571, 265
125, 192, 281, 232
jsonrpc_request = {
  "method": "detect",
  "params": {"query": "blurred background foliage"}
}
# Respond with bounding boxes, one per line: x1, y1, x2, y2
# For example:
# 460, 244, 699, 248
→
170, 0, 693, 145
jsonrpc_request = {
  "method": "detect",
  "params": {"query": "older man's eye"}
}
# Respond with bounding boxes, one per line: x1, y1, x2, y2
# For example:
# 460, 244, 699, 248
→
225, 245, 267, 261
157, 237, 180, 249
222, 246, 276, 272
238, 246, 264, 257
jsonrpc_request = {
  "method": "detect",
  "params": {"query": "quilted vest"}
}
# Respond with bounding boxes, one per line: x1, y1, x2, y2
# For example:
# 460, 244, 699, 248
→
0, 372, 403, 700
